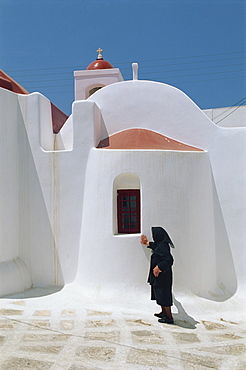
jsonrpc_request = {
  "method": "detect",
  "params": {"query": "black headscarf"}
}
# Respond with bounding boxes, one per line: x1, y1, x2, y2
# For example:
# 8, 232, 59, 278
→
149, 226, 175, 256
152, 227, 174, 245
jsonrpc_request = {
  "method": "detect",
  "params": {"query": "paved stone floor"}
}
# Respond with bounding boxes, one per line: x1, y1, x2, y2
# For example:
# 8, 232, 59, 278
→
0, 287, 245, 369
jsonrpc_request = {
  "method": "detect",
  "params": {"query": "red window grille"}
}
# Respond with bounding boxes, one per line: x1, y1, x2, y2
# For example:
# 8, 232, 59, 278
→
117, 190, 140, 234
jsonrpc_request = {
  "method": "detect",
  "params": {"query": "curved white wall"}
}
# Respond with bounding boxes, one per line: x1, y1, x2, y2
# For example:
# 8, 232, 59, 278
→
88, 81, 246, 295
0, 258, 31, 296
0, 90, 94, 296
0, 77, 245, 304
76, 148, 237, 302
88, 80, 217, 149
0, 89, 31, 295
0, 91, 19, 262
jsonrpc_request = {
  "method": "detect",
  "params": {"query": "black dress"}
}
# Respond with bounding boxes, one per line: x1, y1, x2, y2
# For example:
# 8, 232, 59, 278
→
147, 227, 174, 307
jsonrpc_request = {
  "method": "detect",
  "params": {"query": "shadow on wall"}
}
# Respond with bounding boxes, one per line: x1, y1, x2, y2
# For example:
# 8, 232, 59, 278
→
172, 154, 237, 302
190, 175, 237, 302
16, 100, 65, 294
209, 178, 237, 301
97, 109, 109, 146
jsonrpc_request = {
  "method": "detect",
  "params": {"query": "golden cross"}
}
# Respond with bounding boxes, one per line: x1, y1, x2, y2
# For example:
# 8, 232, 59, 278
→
96, 47, 103, 59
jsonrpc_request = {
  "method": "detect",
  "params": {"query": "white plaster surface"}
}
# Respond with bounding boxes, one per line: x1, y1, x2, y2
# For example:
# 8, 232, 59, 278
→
0, 75, 245, 312
74, 68, 123, 100
76, 149, 237, 302
86, 80, 246, 298
0, 89, 96, 294
203, 105, 246, 127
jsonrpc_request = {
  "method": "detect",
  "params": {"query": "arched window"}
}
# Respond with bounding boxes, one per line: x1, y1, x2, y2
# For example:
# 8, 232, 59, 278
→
85, 84, 105, 99
88, 86, 102, 97
117, 189, 140, 233
113, 174, 141, 234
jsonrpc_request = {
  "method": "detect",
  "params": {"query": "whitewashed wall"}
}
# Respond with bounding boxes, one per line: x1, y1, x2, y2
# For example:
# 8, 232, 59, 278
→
0, 78, 245, 303
0, 89, 97, 295
87, 81, 246, 298
203, 105, 246, 127
0, 90, 31, 295
74, 68, 123, 100
76, 148, 237, 302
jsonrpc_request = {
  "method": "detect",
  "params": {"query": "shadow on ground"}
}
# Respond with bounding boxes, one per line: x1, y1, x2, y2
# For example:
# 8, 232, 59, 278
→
172, 297, 199, 329
1, 286, 63, 299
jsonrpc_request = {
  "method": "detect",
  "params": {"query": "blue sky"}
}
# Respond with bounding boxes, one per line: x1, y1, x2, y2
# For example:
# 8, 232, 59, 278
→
1, 0, 245, 115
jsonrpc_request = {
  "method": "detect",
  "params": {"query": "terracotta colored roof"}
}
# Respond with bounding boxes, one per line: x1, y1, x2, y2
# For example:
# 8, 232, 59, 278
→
97, 129, 203, 151
86, 58, 114, 70
50, 103, 69, 134
0, 69, 68, 134
0, 70, 29, 94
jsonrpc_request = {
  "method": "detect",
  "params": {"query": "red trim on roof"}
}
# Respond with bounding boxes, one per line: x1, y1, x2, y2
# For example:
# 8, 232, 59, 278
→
0, 70, 29, 94
0, 69, 68, 134
97, 129, 204, 151
0, 77, 13, 92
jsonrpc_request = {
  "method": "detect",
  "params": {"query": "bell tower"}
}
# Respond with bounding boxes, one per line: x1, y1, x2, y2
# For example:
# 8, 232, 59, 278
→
74, 48, 124, 100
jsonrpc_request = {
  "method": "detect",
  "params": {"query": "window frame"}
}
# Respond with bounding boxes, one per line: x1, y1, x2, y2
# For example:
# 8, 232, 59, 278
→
117, 189, 141, 234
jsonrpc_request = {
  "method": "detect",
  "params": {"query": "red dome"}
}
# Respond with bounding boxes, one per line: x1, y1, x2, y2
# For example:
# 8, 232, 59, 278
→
97, 129, 203, 151
86, 59, 114, 70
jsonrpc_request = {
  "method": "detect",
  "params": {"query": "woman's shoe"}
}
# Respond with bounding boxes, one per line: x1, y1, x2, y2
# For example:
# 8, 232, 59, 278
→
154, 313, 167, 318
158, 317, 174, 324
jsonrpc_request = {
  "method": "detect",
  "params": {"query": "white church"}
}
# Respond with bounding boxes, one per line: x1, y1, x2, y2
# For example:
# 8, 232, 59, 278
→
0, 49, 245, 307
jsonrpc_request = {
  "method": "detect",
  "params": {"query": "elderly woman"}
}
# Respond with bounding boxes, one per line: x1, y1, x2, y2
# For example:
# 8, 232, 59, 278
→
141, 226, 175, 324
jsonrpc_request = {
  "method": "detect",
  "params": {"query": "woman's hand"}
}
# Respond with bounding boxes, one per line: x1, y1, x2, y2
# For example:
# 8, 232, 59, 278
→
140, 235, 149, 246
153, 265, 162, 277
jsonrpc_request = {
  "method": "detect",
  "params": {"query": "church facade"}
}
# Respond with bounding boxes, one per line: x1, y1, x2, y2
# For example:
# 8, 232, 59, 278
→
0, 51, 245, 305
